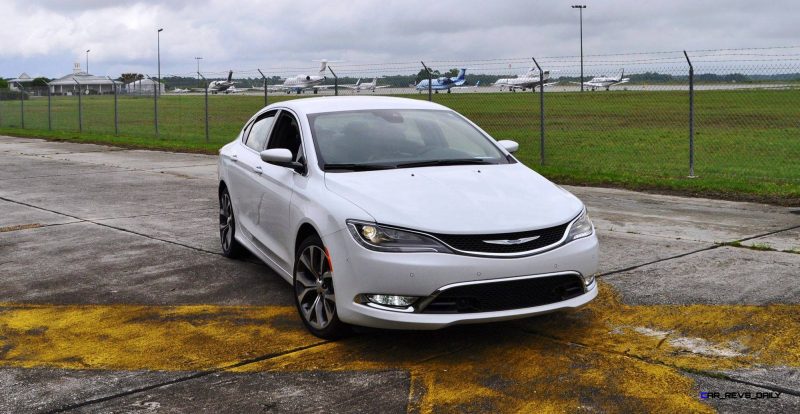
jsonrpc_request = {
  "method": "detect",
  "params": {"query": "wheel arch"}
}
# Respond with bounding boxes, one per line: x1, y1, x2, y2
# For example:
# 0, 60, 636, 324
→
295, 222, 321, 255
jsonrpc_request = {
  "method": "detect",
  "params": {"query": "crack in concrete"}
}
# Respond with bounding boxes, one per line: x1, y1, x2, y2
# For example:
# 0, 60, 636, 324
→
0, 196, 222, 257
44, 340, 330, 414
597, 223, 800, 278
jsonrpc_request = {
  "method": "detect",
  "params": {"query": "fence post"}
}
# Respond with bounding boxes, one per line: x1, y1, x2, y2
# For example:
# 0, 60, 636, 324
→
19, 84, 25, 129
74, 79, 82, 133
108, 76, 118, 135
532, 57, 546, 166
420, 61, 433, 102
198, 72, 209, 143
683, 50, 695, 178
257, 69, 268, 107
328, 65, 338, 96
46, 82, 52, 130
152, 75, 159, 138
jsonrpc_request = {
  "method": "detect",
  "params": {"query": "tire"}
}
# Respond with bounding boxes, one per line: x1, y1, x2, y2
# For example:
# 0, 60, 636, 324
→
219, 187, 244, 258
293, 235, 350, 339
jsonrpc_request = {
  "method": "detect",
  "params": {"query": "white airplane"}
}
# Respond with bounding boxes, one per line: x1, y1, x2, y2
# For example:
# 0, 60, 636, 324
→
172, 87, 190, 94
268, 60, 333, 94
493, 67, 556, 92
575, 69, 630, 91
342, 78, 390, 93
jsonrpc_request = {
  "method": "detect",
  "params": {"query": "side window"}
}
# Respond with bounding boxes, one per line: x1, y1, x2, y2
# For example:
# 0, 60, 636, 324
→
266, 112, 303, 161
245, 111, 277, 151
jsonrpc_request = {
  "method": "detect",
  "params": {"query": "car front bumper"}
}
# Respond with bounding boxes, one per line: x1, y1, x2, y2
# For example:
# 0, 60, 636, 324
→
323, 227, 599, 330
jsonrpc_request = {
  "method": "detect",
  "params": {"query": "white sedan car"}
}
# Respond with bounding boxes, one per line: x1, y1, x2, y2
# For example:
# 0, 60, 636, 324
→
218, 96, 598, 338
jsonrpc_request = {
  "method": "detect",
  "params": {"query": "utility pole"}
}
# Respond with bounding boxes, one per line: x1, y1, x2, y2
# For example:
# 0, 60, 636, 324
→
86, 49, 90, 74
571, 5, 586, 92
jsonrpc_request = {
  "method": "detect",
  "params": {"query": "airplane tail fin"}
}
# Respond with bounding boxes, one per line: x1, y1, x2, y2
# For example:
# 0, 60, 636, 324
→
475, 80, 480, 87
227, 70, 233, 83
456, 68, 466, 80
355, 78, 361, 86
319, 60, 328, 74
619, 69, 624, 81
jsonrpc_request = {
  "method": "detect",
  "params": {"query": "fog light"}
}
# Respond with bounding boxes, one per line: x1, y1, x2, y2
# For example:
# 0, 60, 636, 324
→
367, 294, 418, 307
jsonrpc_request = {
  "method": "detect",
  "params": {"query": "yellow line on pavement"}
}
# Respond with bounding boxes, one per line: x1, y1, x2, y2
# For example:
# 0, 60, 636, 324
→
1, 284, 797, 412
0, 303, 320, 371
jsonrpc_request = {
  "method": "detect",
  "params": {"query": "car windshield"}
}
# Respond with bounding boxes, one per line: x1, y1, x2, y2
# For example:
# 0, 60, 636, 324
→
307, 109, 509, 171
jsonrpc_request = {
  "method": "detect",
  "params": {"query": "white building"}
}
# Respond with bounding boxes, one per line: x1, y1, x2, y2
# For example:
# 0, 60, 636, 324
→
125, 78, 165, 95
48, 63, 120, 95
8, 73, 33, 91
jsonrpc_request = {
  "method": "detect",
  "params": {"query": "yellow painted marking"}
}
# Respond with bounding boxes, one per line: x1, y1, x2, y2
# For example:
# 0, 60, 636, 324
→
1, 284, 797, 412
0, 304, 321, 371
0, 223, 41, 232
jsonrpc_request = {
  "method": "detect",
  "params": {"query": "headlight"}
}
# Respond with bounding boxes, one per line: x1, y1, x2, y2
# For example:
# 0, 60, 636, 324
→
347, 220, 452, 253
566, 209, 593, 241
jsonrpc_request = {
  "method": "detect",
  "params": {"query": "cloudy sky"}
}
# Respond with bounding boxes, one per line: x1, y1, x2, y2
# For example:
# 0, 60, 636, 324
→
1, 0, 797, 79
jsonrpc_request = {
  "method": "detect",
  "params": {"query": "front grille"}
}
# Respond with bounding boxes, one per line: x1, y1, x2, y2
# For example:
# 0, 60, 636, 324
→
431, 222, 569, 254
422, 274, 585, 314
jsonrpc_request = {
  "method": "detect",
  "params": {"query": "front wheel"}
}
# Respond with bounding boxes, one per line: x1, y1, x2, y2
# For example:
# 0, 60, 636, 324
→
294, 236, 349, 339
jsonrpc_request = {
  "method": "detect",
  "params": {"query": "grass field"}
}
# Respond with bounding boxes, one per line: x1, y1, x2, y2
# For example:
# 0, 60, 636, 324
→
1, 89, 798, 204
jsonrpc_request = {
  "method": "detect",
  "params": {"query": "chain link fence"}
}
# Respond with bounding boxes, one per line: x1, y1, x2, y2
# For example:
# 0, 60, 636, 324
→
2, 47, 798, 195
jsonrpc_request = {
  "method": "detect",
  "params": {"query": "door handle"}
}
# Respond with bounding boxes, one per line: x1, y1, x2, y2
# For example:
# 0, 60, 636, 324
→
231, 154, 238, 162
253, 166, 263, 175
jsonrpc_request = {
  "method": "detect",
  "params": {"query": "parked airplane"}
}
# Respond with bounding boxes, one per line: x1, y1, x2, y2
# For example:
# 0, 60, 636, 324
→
415, 69, 467, 93
494, 67, 556, 92
342, 78, 390, 93
205, 70, 237, 94
172, 87, 190, 94
268, 60, 333, 94
575, 69, 630, 91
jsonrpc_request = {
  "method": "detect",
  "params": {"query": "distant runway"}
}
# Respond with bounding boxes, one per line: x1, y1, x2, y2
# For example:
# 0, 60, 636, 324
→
165, 83, 795, 97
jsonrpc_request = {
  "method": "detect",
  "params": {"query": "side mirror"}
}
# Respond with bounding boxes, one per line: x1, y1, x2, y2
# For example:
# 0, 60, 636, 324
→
497, 140, 519, 154
260, 149, 306, 174
260, 148, 292, 163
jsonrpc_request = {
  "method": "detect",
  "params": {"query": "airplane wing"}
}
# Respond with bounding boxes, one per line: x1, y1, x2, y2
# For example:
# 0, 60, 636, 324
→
312, 84, 337, 90
374, 85, 390, 89
332, 84, 358, 89
451, 81, 481, 91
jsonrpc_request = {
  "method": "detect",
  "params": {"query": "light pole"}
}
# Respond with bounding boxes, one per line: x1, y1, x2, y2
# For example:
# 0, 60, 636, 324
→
571, 5, 586, 92
157, 28, 163, 97
156, 28, 163, 137
86, 49, 90, 74
195, 57, 203, 88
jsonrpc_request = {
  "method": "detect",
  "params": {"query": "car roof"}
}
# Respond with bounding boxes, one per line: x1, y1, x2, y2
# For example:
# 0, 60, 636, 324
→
270, 96, 450, 116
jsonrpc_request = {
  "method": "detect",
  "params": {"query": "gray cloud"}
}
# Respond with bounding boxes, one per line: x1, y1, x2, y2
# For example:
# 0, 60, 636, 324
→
1, 0, 797, 79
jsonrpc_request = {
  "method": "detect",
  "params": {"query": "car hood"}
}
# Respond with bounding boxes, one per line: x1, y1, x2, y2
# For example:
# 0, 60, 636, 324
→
324, 164, 584, 234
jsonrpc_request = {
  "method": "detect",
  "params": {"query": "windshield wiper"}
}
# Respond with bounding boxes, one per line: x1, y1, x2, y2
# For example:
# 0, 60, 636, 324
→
324, 163, 397, 171
395, 158, 496, 169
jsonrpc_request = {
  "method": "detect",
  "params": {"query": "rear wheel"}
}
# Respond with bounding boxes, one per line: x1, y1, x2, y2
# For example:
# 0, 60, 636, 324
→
294, 235, 349, 339
219, 188, 243, 258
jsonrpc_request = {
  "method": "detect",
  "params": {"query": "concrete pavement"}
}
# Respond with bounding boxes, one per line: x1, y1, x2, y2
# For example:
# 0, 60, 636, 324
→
1, 136, 798, 413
